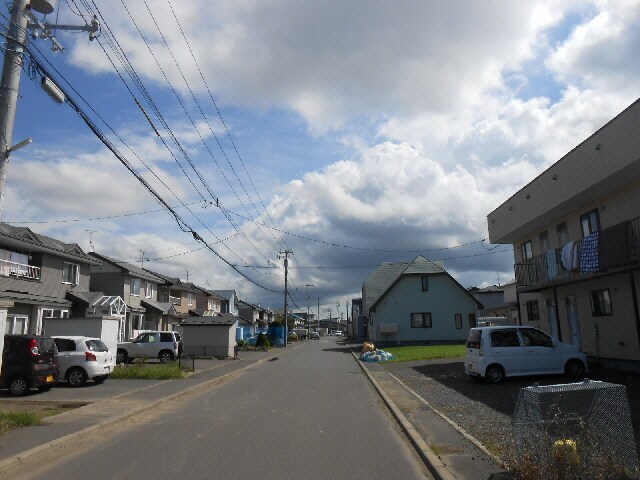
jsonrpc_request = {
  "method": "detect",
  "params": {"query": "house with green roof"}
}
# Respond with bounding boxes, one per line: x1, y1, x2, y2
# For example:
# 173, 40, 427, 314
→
362, 255, 482, 345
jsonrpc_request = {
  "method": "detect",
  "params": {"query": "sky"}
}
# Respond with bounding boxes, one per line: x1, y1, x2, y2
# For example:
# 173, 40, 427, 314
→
3, 0, 640, 318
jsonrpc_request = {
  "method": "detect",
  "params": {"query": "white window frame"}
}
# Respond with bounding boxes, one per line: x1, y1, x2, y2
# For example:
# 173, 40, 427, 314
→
145, 282, 153, 298
5, 315, 28, 334
62, 262, 79, 285
131, 278, 141, 297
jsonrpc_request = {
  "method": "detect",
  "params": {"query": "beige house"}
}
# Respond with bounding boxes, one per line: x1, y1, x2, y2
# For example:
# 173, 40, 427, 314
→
488, 98, 640, 371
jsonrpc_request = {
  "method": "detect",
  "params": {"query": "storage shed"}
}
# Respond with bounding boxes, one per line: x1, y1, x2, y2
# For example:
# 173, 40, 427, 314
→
177, 314, 238, 358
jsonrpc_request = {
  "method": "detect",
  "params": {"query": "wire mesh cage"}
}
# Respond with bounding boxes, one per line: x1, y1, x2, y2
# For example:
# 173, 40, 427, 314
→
512, 380, 639, 479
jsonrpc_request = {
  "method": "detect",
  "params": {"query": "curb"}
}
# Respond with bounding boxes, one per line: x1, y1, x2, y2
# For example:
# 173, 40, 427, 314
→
351, 350, 457, 480
0, 347, 286, 474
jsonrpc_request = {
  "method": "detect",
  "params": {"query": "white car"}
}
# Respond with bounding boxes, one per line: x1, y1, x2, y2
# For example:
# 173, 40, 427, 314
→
334, 331, 342, 336
464, 326, 587, 383
53, 336, 115, 387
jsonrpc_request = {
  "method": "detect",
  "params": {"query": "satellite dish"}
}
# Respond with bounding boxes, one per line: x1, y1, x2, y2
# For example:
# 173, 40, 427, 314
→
30, 0, 57, 15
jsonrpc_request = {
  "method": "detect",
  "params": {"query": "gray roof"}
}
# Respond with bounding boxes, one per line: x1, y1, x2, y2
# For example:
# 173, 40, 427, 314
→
0, 223, 97, 264
143, 270, 201, 293
89, 252, 166, 283
141, 298, 174, 314
0, 291, 72, 307
192, 286, 227, 301
181, 315, 238, 326
66, 291, 105, 305
213, 290, 236, 301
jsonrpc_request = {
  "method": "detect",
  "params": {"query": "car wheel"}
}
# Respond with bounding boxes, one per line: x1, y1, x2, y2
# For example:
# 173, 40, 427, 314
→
485, 364, 505, 384
37, 385, 52, 392
67, 367, 88, 387
8, 377, 29, 396
116, 350, 128, 364
565, 359, 585, 379
93, 375, 108, 384
159, 350, 174, 363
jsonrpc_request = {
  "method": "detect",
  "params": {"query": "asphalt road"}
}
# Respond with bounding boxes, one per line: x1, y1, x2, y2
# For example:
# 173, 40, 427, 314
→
16, 338, 432, 480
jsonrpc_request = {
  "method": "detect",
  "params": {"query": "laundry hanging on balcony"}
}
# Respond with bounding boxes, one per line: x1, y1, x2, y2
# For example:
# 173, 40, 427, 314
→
561, 241, 580, 271
581, 231, 600, 273
546, 249, 559, 279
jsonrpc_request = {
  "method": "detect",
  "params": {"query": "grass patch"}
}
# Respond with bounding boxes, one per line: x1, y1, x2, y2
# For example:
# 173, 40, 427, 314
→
111, 362, 185, 380
0, 412, 41, 435
384, 344, 466, 362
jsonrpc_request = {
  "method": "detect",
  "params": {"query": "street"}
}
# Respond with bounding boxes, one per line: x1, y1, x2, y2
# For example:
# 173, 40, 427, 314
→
11, 338, 432, 479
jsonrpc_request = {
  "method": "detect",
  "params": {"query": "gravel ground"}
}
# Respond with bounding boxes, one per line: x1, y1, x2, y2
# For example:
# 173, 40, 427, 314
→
382, 358, 640, 465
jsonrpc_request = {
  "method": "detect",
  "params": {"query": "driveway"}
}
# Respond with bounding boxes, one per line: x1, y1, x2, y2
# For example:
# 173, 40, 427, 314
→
383, 358, 640, 461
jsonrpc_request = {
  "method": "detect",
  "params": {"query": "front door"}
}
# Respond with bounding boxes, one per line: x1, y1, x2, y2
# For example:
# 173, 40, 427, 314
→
565, 295, 582, 350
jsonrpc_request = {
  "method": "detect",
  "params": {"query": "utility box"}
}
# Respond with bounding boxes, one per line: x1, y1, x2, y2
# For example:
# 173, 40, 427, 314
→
43, 316, 120, 356
512, 380, 639, 478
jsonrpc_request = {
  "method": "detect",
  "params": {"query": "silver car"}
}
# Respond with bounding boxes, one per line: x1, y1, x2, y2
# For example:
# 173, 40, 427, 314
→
53, 336, 115, 386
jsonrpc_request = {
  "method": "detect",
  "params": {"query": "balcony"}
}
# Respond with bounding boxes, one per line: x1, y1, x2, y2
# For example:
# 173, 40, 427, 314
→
169, 296, 181, 306
515, 218, 640, 288
0, 259, 41, 280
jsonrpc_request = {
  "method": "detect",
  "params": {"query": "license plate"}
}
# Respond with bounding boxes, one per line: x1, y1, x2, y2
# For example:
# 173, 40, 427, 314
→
46, 375, 54, 382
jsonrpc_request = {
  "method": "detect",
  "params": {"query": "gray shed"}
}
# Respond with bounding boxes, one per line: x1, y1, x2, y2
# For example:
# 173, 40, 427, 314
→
177, 315, 238, 358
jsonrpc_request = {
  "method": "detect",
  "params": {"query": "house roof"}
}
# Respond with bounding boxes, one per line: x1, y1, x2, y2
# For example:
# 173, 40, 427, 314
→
143, 270, 201, 293
89, 252, 166, 283
141, 298, 175, 314
365, 255, 482, 311
0, 290, 72, 307
0, 223, 97, 265
66, 291, 105, 305
192, 285, 226, 301
181, 315, 238, 326
212, 290, 237, 302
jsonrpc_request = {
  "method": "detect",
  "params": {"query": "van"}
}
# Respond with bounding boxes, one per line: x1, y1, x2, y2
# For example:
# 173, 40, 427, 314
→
464, 326, 587, 383
0, 334, 60, 396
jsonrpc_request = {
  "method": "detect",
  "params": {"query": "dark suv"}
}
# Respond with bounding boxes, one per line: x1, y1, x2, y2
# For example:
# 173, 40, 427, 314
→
0, 334, 60, 396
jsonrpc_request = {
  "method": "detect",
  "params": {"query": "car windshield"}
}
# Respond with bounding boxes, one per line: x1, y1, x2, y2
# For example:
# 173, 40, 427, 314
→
85, 339, 109, 352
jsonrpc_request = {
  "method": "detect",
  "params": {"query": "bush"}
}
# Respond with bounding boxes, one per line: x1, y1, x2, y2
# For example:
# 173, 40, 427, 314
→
0, 412, 40, 435
287, 333, 298, 341
236, 339, 246, 347
256, 332, 267, 347
264, 338, 271, 349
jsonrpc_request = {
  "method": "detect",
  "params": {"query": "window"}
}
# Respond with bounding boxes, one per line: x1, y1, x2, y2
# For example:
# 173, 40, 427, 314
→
131, 278, 141, 296
526, 300, 540, 321
539, 231, 550, 252
591, 289, 612, 316
580, 209, 600, 238
411, 312, 432, 328
521, 240, 533, 260
54, 338, 76, 352
187, 292, 193, 306
490, 329, 520, 347
421, 276, 429, 291
519, 328, 553, 347
455, 313, 462, 329
5, 315, 28, 334
469, 313, 476, 329
556, 222, 568, 246
42, 308, 69, 319
145, 282, 153, 298
160, 333, 173, 342
62, 262, 79, 284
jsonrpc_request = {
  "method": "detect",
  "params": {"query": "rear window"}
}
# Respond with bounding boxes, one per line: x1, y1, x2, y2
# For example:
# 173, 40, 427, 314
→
160, 333, 173, 342
490, 330, 521, 348
85, 339, 108, 352
37, 337, 58, 355
466, 329, 482, 349
54, 338, 76, 352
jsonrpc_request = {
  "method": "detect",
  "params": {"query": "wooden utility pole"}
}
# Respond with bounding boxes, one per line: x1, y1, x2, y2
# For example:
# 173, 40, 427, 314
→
279, 250, 292, 346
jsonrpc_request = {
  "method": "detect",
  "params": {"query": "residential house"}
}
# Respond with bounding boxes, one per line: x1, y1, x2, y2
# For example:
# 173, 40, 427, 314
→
237, 299, 275, 338
213, 290, 239, 315
350, 298, 365, 340
192, 286, 226, 315
468, 284, 518, 325
0, 224, 99, 336
362, 255, 482, 345
487, 98, 640, 370
146, 271, 202, 327
89, 253, 167, 339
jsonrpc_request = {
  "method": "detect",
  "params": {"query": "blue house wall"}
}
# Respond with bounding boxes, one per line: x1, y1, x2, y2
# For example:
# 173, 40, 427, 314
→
370, 274, 477, 345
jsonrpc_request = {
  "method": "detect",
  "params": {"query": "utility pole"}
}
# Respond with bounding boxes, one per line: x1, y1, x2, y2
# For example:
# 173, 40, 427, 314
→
0, 0, 98, 220
279, 250, 293, 347
306, 283, 314, 340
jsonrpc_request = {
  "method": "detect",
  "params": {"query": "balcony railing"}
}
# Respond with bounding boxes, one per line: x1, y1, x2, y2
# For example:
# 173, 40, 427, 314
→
515, 218, 640, 287
0, 259, 41, 280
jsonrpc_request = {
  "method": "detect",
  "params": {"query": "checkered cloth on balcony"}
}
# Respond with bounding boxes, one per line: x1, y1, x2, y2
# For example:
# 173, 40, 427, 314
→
580, 231, 599, 273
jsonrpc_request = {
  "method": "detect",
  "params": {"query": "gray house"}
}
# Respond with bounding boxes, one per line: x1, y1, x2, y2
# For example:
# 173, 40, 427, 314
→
0, 224, 98, 336
362, 255, 482, 345
89, 252, 167, 339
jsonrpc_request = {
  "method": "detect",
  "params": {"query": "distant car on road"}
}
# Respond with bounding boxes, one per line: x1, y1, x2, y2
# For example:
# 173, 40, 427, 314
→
334, 331, 342, 336
53, 336, 115, 387
464, 326, 587, 383
310, 331, 320, 340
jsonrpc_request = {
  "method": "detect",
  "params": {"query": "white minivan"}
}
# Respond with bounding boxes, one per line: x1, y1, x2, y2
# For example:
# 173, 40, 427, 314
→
464, 326, 587, 383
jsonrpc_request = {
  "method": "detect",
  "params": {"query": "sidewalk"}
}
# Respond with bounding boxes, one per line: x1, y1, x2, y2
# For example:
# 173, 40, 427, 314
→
353, 350, 511, 480
0, 348, 283, 474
